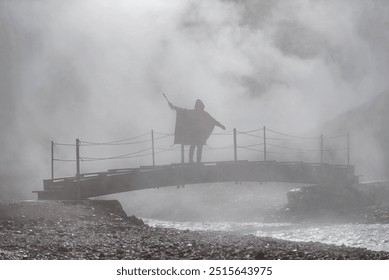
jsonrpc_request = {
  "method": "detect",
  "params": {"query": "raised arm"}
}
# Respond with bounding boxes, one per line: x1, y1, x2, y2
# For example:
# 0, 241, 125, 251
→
168, 101, 175, 110
168, 102, 186, 112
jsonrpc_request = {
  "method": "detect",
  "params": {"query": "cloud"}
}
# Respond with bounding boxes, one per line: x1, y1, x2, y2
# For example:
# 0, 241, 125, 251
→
1, 0, 389, 199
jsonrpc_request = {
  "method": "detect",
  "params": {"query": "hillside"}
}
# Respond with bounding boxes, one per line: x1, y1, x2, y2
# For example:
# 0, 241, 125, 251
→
319, 90, 389, 181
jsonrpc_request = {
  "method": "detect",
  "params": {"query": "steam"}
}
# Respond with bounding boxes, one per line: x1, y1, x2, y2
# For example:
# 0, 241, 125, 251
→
1, 0, 389, 199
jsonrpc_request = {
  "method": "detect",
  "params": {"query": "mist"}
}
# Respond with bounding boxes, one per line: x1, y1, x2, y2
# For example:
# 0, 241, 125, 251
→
1, 0, 389, 200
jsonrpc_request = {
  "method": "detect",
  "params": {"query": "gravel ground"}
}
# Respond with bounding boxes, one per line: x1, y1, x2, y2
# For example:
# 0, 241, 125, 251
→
1, 200, 389, 260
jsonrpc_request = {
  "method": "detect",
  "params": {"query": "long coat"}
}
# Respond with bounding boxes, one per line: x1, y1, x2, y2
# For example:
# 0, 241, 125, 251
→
173, 107, 218, 145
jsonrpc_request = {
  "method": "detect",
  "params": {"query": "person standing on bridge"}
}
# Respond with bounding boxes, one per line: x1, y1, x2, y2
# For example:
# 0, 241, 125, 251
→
167, 98, 226, 163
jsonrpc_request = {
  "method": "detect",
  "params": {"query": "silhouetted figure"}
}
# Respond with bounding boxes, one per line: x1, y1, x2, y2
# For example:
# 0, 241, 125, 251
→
168, 99, 226, 163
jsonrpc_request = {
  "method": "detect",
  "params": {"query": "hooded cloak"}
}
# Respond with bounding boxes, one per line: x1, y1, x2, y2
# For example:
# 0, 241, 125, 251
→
173, 104, 218, 145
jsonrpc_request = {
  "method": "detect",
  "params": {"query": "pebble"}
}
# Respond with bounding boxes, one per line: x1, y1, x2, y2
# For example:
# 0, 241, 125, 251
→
1, 200, 389, 260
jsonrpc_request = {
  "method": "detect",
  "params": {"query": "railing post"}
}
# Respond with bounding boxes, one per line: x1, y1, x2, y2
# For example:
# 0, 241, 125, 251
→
51, 141, 54, 179
263, 126, 267, 161
151, 130, 155, 166
181, 144, 185, 164
320, 134, 324, 164
347, 132, 350, 166
76, 138, 81, 200
76, 138, 80, 176
233, 128, 237, 161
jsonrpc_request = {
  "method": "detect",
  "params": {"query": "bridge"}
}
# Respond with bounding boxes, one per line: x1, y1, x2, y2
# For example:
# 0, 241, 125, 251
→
34, 127, 357, 200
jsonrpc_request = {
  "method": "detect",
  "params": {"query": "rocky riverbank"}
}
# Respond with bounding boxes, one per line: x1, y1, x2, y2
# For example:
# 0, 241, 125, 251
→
1, 200, 389, 260
265, 183, 389, 224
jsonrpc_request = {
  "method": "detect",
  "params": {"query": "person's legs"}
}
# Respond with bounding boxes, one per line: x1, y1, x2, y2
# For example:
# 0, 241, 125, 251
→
189, 145, 195, 163
196, 144, 203, 163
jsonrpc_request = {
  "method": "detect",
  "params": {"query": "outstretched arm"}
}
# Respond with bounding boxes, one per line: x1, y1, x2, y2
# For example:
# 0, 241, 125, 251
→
163, 94, 180, 111
206, 112, 226, 130
168, 102, 186, 112
215, 121, 226, 130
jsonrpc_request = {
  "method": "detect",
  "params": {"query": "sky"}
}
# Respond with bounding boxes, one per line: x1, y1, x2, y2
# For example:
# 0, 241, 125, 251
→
1, 0, 389, 199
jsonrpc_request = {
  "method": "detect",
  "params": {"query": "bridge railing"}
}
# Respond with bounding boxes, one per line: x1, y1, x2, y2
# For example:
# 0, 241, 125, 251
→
49, 127, 350, 179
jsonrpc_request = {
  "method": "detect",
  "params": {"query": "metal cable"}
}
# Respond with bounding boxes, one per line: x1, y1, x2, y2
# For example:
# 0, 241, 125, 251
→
81, 148, 152, 161
238, 128, 263, 134
267, 143, 346, 152
153, 131, 174, 136
53, 142, 76, 147
79, 131, 151, 146
238, 143, 264, 148
323, 134, 348, 140
266, 128, 320, 140
212, 130, 234, 136
51, 126, 349, 166
239, 147, 263, 153
238, 132, 263, 138
204, 145, 234, 150
80, 134, 171, 146
80, 139, 151, 146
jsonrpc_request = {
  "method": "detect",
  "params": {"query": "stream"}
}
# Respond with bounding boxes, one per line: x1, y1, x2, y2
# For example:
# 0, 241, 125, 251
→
144, 219, 389, 252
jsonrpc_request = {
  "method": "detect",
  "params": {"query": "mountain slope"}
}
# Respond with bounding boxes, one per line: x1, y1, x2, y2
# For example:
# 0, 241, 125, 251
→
319, 90, 389, 180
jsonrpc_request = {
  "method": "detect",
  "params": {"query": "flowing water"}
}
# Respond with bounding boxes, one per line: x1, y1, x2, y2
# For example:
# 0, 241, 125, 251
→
116, 182, 389, 252
144, 219, 389, 252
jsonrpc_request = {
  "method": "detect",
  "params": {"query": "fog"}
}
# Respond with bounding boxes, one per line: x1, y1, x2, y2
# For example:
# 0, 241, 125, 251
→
1, 0, 389, 200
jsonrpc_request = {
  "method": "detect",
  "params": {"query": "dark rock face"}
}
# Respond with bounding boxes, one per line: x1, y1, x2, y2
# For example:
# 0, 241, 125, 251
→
126, 215, 145, 226
265, 182, 389, 224
355, 181, 389, 205
286, 185, 371, 211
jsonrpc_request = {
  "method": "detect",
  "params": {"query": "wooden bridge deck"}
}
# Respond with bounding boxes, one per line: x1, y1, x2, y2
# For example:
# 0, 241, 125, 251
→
34, 160, 358, 200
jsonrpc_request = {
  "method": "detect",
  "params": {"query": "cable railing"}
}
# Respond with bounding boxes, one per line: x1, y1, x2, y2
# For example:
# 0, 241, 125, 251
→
49, 126, 351, 179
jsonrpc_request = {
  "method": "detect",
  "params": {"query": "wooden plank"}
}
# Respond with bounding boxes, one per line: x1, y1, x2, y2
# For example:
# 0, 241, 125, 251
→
35, 160, 358, 200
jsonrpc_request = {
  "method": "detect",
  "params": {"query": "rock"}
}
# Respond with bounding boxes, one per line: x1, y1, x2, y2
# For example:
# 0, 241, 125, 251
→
58, 246, 70, 253
255, 251, 265, 259
2, 200, 389, 260
126, 215, 144, 226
